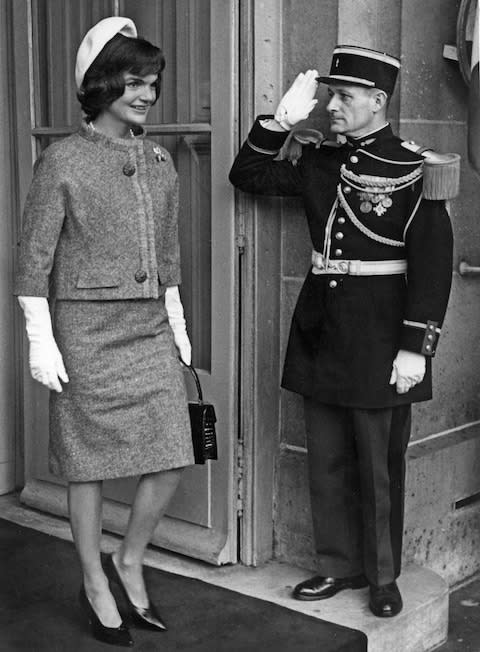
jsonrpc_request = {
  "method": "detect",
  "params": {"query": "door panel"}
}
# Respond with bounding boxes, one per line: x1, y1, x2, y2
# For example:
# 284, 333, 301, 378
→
16, 0, 237, 564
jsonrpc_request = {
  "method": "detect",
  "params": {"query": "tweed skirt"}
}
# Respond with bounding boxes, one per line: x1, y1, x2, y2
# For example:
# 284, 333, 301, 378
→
49, 297, 194, 481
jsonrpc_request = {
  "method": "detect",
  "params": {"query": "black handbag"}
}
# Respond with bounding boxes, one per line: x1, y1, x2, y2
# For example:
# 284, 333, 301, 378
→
184, 364, 218, 464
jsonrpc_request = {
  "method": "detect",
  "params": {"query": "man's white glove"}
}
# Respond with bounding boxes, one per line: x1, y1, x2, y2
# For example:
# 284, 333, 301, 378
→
165, 286, 192, 366
18, 296, 69, 393
389, 349, 426, 394
274, 69, 319, 131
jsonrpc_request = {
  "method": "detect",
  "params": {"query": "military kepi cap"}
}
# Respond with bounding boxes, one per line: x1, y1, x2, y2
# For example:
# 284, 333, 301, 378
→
317, 45, 401, 96
75, 16, 137, 89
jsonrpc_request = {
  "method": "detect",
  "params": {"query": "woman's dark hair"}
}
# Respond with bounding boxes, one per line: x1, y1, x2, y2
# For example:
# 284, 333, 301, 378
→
78, 33, 165, 121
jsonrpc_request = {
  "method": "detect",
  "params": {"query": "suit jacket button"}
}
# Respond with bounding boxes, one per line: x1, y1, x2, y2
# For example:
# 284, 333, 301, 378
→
135, 269, 147, 283
123, 163, 136, 176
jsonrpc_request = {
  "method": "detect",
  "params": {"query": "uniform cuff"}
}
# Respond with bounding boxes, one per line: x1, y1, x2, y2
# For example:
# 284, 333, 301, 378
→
247, 115, 290, 154
399, 319, 440, 357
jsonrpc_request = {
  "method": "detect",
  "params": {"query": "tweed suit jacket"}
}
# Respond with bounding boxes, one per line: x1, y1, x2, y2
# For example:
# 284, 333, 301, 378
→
229, 117, 454, 408
14, 122, 181, 300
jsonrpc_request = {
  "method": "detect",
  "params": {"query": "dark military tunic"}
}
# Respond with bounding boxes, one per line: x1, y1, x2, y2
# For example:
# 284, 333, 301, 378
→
229, 118, 453, 408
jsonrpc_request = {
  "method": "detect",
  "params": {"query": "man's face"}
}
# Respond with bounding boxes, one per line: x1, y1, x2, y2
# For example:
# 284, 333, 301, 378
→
326, 84, 379, 138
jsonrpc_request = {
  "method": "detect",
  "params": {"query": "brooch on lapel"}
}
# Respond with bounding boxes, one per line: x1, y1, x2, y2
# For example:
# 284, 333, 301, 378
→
153, 146, 167, 162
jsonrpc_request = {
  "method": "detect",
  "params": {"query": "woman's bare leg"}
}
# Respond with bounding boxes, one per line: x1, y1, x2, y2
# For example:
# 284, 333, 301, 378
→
112, 468, 184, 607
68, 480, 122, 627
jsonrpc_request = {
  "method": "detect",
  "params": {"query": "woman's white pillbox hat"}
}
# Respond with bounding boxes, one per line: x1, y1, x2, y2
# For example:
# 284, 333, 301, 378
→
75, 16, 137, 89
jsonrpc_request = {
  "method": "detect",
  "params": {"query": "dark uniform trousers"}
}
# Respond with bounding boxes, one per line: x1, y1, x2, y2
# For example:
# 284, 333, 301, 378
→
304, 400, 411, 587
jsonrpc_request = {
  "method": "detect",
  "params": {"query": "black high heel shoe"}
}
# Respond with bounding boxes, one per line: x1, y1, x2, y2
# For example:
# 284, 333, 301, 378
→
104, 553, 168, 631
79, 585, 133, 647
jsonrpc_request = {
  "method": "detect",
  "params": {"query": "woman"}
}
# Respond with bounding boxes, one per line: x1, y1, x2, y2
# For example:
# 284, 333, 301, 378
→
14, 17, 194, 647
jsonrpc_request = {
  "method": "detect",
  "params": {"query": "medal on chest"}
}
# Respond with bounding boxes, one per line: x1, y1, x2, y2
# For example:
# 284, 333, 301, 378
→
341, 163, 423, 217
358, 190, 394, 216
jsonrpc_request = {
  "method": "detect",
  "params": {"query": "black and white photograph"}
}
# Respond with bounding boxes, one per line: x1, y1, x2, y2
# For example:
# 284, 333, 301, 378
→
0, 1, 479, 650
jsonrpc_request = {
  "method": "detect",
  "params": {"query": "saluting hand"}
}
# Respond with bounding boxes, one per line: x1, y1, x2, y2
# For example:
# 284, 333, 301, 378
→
274, 70, 319, 131
389, 349, 426, 394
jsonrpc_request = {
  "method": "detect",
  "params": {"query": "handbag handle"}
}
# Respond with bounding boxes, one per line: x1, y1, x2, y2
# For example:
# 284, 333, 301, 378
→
180, 359, 204, 403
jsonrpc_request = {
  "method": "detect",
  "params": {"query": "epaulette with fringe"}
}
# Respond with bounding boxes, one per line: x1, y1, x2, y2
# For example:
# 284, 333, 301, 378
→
401, 140, 460, 200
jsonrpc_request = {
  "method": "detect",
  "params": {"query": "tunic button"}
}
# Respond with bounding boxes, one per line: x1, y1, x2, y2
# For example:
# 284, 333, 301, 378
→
425, 344, 432, 351
427, 334, 434, 341
350, 155, 359, 163
329, 280, 338, 289
335, 232, 344, 240
134, 269, 147, 283
335, 249, 343, 256
337, 217, 346, 224
343, 186, 351, 194
123, 163, 136, 176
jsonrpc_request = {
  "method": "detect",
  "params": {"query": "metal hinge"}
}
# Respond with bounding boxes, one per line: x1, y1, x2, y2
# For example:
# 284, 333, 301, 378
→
236, 233, 246, 255
236, 438, 245, 518
236, 203, 247, 255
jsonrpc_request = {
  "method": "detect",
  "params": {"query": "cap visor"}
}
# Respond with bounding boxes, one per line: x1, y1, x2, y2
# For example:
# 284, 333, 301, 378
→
316, 74, 375, 87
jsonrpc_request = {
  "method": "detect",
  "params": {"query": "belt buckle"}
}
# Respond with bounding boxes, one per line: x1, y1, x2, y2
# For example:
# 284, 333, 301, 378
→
338, 261, 349, 274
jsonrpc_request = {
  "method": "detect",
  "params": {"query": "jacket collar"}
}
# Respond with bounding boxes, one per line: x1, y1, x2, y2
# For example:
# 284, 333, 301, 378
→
345, 123, 392, 148
78, 120, 146, 149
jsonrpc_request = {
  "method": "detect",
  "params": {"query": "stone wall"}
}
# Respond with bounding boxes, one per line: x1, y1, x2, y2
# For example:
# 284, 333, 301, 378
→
272, 0, 480, 586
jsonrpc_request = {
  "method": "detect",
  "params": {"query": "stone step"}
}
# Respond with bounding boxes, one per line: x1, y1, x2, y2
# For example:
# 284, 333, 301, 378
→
169, 561, 448, 652
292, 565, 448, 652
1, 495, 448, 652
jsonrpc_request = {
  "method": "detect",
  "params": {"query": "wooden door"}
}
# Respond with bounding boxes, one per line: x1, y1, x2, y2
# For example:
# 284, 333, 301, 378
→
14, 0, 238, 565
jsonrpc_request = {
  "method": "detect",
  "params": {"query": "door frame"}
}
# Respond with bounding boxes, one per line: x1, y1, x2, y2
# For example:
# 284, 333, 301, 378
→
12, 0, 286, 568
13, 0, 240, 566
236, 0, 284, 565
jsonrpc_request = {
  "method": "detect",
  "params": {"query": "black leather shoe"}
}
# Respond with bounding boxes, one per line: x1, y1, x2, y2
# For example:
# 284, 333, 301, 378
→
293, 574, 368, 601
104, 553, 167, 631
79, 586, 133, 647
369, 581, 403, 617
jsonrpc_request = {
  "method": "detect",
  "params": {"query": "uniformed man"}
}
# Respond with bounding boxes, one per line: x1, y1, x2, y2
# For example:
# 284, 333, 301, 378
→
229, 45, 456, 617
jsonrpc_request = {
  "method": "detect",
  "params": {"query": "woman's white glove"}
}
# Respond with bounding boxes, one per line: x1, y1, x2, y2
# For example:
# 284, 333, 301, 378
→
165, 286, 192, 366
274, 69, 319, 131
389, 349, 426, 394
18, 296, 69, 393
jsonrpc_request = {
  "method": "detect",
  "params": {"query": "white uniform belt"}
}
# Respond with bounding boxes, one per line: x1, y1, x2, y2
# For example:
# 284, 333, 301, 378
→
311, 251, 407, 276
